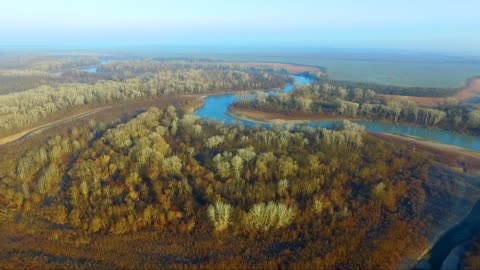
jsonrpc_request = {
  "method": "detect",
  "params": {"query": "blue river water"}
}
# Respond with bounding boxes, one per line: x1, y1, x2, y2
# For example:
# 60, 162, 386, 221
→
80, 59, 109, 73
196, 75, 480, 152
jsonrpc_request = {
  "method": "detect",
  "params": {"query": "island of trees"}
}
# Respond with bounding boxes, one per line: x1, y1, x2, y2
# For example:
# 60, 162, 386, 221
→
232, 80, 480, 135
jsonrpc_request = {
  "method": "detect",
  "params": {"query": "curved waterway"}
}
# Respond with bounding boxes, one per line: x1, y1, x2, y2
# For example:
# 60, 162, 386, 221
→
196, 75, 480, 152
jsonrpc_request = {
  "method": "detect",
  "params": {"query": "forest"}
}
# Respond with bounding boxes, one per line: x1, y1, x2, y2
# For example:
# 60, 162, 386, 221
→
0, 105, 460, 268
0, 56, 478, 268
0, 60, 286, 134
0, 55, 102, 94
233, 81, 480, 135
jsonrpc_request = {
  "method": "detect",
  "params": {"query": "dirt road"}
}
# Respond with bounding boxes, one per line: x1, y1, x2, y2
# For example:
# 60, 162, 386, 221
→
0, 106, 110, 146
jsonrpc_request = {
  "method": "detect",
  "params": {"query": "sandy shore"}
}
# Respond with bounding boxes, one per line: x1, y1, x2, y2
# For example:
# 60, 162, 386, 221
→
229, 104, 346, 122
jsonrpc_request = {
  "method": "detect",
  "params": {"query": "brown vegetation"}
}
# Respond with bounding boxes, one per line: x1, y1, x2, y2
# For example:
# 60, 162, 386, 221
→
0, 106, 445, 269
371, 133, 480, 173
0, 57, 478, 269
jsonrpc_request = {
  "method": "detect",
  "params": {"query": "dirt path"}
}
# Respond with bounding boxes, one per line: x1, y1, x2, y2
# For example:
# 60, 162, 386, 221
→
0, 106, 110, 146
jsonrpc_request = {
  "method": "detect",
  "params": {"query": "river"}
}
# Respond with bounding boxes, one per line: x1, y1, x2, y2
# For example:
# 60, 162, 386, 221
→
196, 75, 480, 151
80, 59, 109, 73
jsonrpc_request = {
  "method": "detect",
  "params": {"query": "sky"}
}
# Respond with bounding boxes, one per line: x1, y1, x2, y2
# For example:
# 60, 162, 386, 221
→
1, 0, 479, 55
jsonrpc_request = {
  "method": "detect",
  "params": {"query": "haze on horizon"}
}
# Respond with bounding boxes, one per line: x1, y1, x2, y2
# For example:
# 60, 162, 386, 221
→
1, 0, 480, 56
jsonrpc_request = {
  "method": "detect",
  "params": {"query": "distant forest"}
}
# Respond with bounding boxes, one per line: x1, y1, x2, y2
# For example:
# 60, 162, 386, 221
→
328, 79, 459, 97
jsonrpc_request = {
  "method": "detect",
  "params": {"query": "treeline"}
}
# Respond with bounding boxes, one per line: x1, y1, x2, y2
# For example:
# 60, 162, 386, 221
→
0, 55, 103, 94
0, 71, 101, 95
0, 66, 286, 133
0, 54, 99, 71
0, 106, 433, 268
329, 79, 459, 97
30, 56, 99, 73
235, 82, 480, 135
96, 59, 291, 80
0, 58, 290, 95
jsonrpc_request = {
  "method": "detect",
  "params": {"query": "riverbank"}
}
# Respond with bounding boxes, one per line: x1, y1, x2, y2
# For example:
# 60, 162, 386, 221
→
230, 104, 480, 170
373, 133, 480, 270
229, 104, 348, 122
371, 133, 480, 172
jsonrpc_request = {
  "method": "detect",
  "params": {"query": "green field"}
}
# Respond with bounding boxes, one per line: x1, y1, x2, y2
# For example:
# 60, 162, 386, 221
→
203, 51, 480, 88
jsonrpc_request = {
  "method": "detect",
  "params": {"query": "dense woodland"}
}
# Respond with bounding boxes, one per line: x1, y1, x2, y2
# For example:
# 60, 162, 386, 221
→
0, 106, 442, 268
0, 58, 291, 95
0, 61, 286, 134
234, 81, 480, 135
96, 60, 292, 80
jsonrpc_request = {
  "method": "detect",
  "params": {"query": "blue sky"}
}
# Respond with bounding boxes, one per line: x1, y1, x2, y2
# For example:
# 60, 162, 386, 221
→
1, 0, 479, 55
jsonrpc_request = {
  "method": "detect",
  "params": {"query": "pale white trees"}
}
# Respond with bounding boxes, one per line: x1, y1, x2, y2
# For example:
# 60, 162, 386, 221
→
312, 196, 333, 215
205, 135, 225, 149
295, 96, 312, 112
162, 156, 183, 176
468, 110, 480, 128
37, 164, 60, 194
237, 146, 256, 164
230, 155, 244, 180
0, 64, 285, 132
244, 202, 296, 231
320, 120, 365, 147
277, 179, 289, 197
336, 99, 359, 117
207, 201, 233, 232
